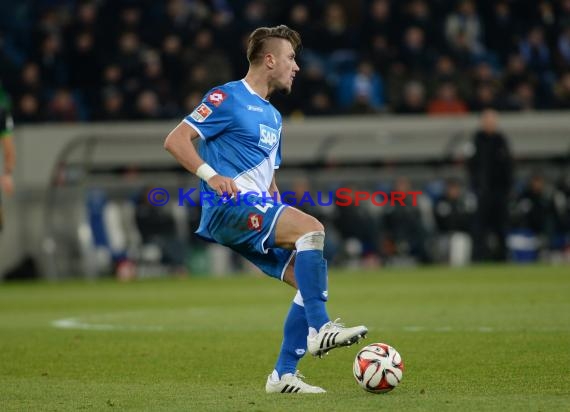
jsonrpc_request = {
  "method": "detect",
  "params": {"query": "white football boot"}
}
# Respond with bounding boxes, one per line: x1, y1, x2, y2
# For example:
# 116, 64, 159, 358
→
265, 370, 326, 394
307, 319, 368, 358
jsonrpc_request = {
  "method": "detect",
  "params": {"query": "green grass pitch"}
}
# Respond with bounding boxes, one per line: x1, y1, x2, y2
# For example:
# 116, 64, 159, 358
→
1, 265, 569, 411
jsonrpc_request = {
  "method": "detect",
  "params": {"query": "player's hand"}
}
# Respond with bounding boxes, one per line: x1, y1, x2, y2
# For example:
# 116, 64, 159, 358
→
207, 175, 239, 198
0, 174, 14, 196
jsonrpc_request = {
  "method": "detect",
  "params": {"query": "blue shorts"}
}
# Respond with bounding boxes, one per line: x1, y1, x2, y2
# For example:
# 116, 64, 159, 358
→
195, 193, 295, 280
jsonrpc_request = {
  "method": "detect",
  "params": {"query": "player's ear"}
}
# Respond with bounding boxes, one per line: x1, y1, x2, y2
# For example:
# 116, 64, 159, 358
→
265, 53, 275, 69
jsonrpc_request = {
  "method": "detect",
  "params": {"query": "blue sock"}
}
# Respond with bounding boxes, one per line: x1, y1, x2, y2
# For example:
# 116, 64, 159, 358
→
294, 232, 330, 330
274, 293, 308, 377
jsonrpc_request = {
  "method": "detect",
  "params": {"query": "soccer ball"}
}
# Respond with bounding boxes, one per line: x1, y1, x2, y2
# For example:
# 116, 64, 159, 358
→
353, 343, 404, 394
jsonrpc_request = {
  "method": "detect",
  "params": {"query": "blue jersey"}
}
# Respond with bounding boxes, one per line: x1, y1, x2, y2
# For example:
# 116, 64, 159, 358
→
184, 79, 286, 243
184, 79, 283, 198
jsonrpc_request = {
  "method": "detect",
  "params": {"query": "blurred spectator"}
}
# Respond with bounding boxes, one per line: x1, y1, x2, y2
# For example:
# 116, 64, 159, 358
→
428, 55, 471, 100
114, 31, 143, 80
363, 0, 397, 50
134, 186, 187, 271
160, 33, 185, 92
556, 27, 570, 70
2, 0, 570, 121
46, 88, 80, 122
237, 0, 272, 36
133, 90, 164, 120
434, 178, 476, 234
559, 0, 570, 33
0, 32, 18, 87
394, 80, 426, 114
553, 71, 570, 108
333, 186, 378, 262
366, 34, 396, 77
399, 26, 434, 74
471, 61, 501, 92
337, 60, 384, 113
433, 178, 477, 266
285, 3, 317, 50
294, 61, 336, 116
485, 1, 519, 64
519, 26, 553, 78
181, 28, 233, 97
510, 173, 556, 236
94, 87, 126, 121
505, 81, 537, 111
445, 0, 484, 62
552, 174, 570, 248
508, 173, 557, 261
68, 31, 98, 88
468, 109, 513, 261
36, 32, 68, 88
14, 93, 42, 123
377, 177, 431, 264
503, 53, 536, 93
469, 83, 502, 111
403, 0, 439, 48
427, 82, 469, 116
535, 0, 557, 45
140, 50, 177, 117
314, 2, 357, 57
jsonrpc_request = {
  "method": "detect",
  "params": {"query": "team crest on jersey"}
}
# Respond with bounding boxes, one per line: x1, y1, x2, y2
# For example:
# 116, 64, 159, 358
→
207, 90, 227, 107
258, 124, 279, 151
247, 213, 263, 231
190, 103, 212, 123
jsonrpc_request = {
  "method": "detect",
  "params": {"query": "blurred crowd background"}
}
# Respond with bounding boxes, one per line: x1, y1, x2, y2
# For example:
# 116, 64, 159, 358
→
1, 0, 570, 123
1, 0, 569, 279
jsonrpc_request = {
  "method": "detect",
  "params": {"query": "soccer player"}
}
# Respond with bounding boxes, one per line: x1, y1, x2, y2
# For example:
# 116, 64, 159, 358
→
164, 25, 367, 394
0, 84, 15, 231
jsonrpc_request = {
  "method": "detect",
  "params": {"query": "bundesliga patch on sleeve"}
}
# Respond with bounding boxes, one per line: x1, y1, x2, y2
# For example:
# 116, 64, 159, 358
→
190, 103, 213, 123
207, 90, 227, 107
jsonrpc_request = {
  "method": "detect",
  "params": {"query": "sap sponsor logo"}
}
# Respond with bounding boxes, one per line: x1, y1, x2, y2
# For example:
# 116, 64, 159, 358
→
190, 103, 212, 123
247, 105, 263, 112
258, 124, 279, 150
207, 90, 227, 107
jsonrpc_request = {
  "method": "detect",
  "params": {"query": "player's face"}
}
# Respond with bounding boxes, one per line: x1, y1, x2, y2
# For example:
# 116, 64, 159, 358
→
270, 39, 299, 95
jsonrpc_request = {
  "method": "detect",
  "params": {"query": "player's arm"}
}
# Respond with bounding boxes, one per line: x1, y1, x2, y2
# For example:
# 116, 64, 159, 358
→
164, 121, 239, 196
268, 173, 281, 203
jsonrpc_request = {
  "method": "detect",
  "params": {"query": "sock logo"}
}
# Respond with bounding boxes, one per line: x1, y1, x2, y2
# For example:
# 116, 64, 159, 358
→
295, 349, 306, 356
322, 291, 328, 299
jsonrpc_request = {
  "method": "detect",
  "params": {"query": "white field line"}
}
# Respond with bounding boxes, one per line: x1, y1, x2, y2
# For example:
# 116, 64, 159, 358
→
51, 316, 567, 333
52, 317, 163, 332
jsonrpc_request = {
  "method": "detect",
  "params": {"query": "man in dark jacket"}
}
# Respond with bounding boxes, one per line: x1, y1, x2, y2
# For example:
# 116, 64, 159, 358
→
468, 109, 513, 261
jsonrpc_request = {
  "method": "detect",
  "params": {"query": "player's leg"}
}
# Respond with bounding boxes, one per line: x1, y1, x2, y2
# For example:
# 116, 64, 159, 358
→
234, 248, 325, 393
274, 207, 368, 357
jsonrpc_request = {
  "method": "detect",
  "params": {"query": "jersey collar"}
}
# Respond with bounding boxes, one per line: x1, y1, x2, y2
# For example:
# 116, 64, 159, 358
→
241, 79, 269, 103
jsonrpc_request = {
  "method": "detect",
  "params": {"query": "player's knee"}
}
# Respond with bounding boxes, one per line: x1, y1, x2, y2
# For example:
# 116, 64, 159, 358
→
295, 229, 325, 251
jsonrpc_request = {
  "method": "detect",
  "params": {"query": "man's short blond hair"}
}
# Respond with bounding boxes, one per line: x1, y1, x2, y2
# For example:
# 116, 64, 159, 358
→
246, 25, 301, 65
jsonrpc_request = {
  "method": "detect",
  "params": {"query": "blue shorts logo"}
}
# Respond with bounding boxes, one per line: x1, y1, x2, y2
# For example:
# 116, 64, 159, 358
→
258, 124, 279, 150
